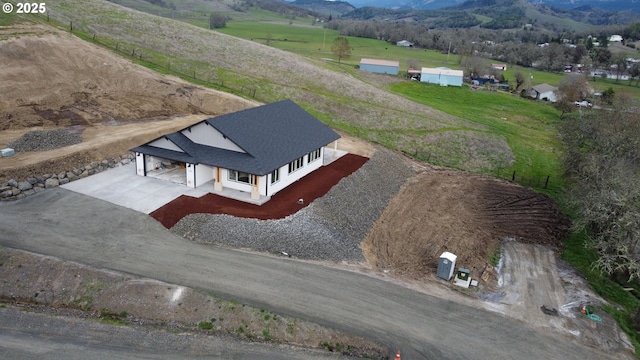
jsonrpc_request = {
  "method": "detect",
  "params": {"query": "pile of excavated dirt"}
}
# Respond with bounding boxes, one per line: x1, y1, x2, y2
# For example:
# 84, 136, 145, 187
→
361, 167, 571, 284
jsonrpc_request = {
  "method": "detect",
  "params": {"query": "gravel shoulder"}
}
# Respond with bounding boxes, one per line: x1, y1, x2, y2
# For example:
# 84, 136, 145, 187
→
0, 246, 387, 359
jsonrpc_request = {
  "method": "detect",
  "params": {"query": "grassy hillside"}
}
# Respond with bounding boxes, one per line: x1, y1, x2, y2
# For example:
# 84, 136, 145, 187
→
39, 0, 564, 187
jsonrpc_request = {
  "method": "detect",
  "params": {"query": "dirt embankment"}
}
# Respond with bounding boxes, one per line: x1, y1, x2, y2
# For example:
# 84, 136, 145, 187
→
0, 247, 388, 359
362, 167, 571, 283
0, 25, 257, 182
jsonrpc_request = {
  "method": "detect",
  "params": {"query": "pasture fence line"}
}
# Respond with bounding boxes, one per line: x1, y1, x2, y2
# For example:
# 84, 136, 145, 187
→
406, 149, 560, 192
60, 20, 258, 100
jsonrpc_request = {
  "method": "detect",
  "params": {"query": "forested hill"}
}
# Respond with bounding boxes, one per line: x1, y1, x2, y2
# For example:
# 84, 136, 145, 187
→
291, 0, 355, 15
344, 0, 640, 13
338, 0, 640, 29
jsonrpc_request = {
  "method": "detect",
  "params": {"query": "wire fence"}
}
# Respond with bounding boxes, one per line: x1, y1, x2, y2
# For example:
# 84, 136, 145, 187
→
58, 19, 259, 100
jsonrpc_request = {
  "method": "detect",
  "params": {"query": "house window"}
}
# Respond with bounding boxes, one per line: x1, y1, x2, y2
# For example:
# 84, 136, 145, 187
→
270, 168, 280, 184
307, 148, 321, 163
228, 170, 251, 184
288, 157, 304, 174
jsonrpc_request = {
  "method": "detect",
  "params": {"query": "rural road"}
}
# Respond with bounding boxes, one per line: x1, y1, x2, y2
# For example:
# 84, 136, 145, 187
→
0, 305, 356, 360
0, 189, 614, 359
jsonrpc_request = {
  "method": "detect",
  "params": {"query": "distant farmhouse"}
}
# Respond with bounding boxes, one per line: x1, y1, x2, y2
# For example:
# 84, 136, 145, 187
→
609, 35, 623, 42
396, 40, 414, 47
492, 63, 507, 71
420, 67, 464, 87
530, 84, 558, 103
131, 100, 341, 203
359, 58, 400, 75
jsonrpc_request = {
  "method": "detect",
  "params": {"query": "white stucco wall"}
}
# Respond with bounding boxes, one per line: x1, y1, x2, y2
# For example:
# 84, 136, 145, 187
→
195, 164, 214, 187
148, 137, 184, 152
266, 148, 324, 197
221, 169, 257, 193
182, 122, 244, 153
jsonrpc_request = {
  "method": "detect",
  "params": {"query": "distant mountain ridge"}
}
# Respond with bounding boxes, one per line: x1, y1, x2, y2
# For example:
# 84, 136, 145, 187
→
344, 0, 640, 12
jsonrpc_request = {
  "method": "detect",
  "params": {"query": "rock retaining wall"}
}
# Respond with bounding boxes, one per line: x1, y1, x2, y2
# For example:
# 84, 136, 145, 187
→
0, 153, 135, 201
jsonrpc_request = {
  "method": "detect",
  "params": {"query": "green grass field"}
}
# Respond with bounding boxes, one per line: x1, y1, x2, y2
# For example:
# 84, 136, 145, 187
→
390, 81, 563, 190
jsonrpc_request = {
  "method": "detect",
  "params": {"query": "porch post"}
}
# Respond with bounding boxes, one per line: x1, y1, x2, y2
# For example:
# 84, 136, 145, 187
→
214, 167, 223, 191
251, 175, 260, 200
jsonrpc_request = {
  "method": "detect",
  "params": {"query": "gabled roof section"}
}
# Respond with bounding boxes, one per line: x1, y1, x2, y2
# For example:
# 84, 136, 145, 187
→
131, 100, 340, 176
206, 100, 340, 175
421, 67, 464, 76
360, 58, 400, 67
532, 83, 557, 93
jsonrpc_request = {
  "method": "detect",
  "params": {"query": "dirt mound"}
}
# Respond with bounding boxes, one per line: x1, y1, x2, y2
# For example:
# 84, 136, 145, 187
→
0, 25, 252, 131
361, 167, 570, 283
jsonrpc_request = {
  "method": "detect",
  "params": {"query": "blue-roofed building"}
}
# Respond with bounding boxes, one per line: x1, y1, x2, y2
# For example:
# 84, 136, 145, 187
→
359, 58, 400, 75
131, 100, 341, 202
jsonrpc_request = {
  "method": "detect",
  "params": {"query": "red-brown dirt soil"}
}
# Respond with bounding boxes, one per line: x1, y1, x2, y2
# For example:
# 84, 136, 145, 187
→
150, 154, 368, 228
361, 167, 571, 283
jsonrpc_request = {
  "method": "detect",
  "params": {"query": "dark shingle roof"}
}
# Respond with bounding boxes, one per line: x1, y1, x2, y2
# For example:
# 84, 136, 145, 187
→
131, 100, 340, 175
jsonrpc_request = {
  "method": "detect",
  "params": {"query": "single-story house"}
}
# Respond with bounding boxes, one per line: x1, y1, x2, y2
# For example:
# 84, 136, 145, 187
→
359, 58, 400, 75
420, 67, 464, 87
131, 100, 341, 202
397, 40, 414, 47
492, 63, 507, 71
530, 84, 558, 102
609, 35, 623, 42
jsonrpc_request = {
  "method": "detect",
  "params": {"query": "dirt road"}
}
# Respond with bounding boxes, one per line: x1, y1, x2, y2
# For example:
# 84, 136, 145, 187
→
0, 189, 621, 360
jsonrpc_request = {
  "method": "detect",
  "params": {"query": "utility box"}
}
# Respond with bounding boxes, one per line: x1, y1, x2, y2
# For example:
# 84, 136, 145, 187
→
454, 268, 471, 289
437, 252, 457, 280
1, 148, 15, 157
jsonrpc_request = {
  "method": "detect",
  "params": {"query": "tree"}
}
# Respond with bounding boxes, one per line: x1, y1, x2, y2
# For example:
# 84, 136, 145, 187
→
612, 53, 628, 83
602, 87, 615, 105
557, 73, 591, 101
331, 37, 351, 63
554, 73, 591, 117
629, 63, 640, 87
514, 71, 526, 91
209, 12, 228, 29
560, 99, 640, 281
462, 55, 488, 79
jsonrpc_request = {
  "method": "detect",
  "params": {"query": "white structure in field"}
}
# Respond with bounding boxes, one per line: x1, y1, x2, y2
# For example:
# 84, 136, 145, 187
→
530, 83, 558, 102
420, 67, 464, 87
131, 100, 340, 202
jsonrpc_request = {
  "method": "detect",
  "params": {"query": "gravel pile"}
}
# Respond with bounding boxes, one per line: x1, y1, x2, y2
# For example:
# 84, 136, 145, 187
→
172, 148, 416, 262
9, 129, 82, 152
